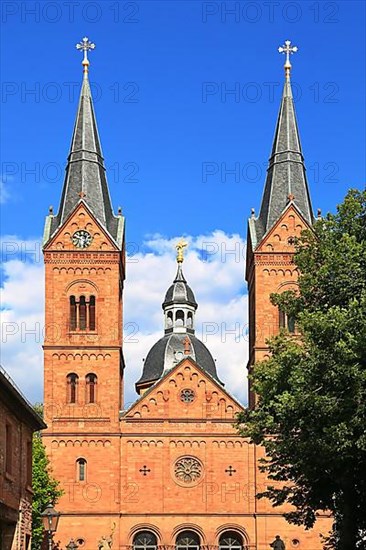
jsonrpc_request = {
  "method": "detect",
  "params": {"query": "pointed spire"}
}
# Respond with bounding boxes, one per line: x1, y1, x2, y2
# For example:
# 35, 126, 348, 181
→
252, 40, 313, 245
173, 239, 188, 283
44, 38, 123, 247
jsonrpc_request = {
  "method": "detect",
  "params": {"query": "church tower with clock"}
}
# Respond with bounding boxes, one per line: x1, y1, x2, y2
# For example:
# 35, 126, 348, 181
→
42, 38, 331, 549
42, 37, 125, 531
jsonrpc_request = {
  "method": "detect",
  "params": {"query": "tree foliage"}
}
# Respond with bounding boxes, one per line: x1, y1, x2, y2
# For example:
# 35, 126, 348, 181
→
32, 403, 63, 550
237, 189, 366, 549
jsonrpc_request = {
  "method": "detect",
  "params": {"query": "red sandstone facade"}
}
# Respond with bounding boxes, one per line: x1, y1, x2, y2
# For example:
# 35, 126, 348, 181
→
246, 205, 309, 408
42, 44, 331, 549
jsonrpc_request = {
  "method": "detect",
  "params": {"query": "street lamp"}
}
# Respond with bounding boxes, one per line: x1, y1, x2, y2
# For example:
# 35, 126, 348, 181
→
66, 540, 78, 550
41, 503, 60, 550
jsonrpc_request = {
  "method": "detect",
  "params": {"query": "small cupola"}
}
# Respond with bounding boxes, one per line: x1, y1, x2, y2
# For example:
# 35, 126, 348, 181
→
135, 241, 222, 395
162, 240, 197, 335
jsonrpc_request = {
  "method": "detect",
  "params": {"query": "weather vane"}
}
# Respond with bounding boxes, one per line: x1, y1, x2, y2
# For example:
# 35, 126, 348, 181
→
176, 240, 188, 263
76, 37, 95, 74
278, 40, 298, 80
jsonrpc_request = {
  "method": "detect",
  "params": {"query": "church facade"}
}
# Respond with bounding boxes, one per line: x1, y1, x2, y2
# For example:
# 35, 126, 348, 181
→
42, 39, 331, 550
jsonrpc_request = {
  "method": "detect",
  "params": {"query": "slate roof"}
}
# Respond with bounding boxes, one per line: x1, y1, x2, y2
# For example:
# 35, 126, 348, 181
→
136, 262, 223, 390
163, 264, 197, 308
43, 71, 123, 248
249, 77, 314, 248
135, 333, 222, 388
124, 357, 243, 418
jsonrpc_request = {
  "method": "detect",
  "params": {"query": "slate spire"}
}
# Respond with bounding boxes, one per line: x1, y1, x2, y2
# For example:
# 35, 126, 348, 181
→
250, 40, 313, 246
43, 38, 122, 246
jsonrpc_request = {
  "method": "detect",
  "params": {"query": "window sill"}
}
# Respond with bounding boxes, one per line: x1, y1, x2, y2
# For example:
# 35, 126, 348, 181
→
69, 330, 98, 335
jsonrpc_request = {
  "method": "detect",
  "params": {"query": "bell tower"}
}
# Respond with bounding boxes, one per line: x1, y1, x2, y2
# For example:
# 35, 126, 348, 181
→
246, 41, 314, 409
42, 38, 125, 544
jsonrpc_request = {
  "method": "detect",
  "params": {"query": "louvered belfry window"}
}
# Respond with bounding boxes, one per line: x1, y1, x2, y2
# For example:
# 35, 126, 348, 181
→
67, 373, 78, 404
86, 373, 97, 404
69, 295, 96, 331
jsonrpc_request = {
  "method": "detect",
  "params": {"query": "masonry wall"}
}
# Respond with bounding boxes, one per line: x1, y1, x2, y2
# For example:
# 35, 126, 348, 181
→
0, 396, 33, 550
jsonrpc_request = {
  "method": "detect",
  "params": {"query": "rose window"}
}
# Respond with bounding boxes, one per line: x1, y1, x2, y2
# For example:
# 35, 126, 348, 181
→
180, 389, 195, 403
174, 457, 202, 484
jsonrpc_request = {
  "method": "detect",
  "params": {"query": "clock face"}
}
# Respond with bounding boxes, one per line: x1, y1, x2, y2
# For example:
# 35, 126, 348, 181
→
72, 230, 92, 249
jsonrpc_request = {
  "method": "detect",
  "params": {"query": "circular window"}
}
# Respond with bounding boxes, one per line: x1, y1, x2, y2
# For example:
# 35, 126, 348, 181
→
180, 388, 195, 403
291, 540, 300, 547
76, 539, 85, 547
173, 456, 203, 486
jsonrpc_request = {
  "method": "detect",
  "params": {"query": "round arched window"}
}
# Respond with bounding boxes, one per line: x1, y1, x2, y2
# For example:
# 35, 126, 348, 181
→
219, 531, 243, 550
133, 531, 157, 550
76, 458, 86, 482
67, 373, 79, 404
175, 310, 185, 326
176, 530, 200, 550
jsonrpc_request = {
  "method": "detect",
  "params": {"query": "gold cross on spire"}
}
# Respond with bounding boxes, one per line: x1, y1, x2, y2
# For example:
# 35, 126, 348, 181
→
176, 239, 188, 263
278, 40, 298, 80
76, 37, 95, 75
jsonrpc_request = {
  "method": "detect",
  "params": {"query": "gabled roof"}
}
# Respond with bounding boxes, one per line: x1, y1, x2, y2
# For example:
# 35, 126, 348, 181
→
249, 77, 314, 249
0, 365, 46, 431
123, 356, 244, 418
43, 199, 123, 250
44, 69, 122, 247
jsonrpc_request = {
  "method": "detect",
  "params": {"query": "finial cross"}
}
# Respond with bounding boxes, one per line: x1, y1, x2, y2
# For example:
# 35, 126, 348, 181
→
278, 40, 298, 62
76, 37, 95, 67
278, 40, 298, 78
139, 465, 151, 476
183, 335, 191, 355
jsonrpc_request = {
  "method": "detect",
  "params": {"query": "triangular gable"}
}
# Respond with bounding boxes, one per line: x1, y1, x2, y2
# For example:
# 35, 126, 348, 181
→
123, 357, 244, 421
255, 201, 312, 252
43, 200, 122, 252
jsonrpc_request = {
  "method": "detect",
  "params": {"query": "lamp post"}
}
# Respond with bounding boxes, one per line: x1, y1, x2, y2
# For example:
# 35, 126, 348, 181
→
66, 540, 78, 550
41, 503, 60, 550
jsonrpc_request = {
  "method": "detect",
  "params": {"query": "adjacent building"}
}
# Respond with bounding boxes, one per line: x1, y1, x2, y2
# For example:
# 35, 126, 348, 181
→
0, 365, 46, 550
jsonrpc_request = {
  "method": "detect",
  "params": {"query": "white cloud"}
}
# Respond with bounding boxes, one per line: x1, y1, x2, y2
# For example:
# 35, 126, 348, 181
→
0, 174, 17, 204
0, 178, 10, 204
1, 256, 45, 402
0, 232, 249, 408
122, 231, 248, 405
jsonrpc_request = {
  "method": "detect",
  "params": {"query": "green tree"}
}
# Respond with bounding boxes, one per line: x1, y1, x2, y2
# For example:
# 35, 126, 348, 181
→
237, 189, 366, 549
32, 404, 63, 550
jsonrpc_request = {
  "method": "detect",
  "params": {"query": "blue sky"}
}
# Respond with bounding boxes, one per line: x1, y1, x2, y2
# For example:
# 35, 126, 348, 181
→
1, 1, 365, 406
